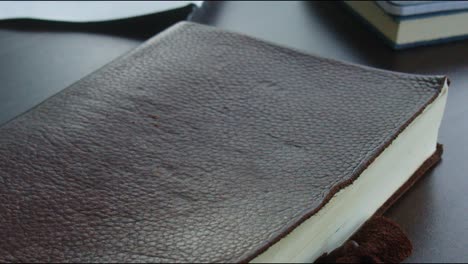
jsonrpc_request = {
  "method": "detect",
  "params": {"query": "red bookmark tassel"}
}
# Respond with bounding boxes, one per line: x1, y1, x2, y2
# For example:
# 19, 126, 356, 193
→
315, 216, 412, 263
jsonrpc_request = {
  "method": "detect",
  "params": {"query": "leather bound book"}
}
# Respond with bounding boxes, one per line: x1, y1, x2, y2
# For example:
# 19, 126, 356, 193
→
0, 22, 448, 263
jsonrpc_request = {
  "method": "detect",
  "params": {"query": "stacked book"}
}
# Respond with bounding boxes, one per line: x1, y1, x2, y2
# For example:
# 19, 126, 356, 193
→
344, 1, 468, 49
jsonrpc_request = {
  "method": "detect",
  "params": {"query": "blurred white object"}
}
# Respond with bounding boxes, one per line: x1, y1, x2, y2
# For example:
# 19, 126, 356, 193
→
0, 1, 202, 22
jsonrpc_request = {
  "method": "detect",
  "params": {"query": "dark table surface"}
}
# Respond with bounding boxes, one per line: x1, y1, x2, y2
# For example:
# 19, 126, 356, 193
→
0, 1, 466, 262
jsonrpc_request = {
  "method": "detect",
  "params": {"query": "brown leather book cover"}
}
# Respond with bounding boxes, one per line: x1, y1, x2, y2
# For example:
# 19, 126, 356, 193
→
0, 22, 446, 262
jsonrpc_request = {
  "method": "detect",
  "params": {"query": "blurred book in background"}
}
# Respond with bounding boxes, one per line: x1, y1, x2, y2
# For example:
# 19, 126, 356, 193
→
344, 1, 468, 49
0, 1, 202, 22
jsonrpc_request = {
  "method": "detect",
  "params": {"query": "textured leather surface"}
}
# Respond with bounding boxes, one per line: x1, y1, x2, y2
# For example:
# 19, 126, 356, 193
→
0, 22, 445, 262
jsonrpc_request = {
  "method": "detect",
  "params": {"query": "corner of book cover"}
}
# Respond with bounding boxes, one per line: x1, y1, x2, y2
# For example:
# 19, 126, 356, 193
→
443, 75, 451, 87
